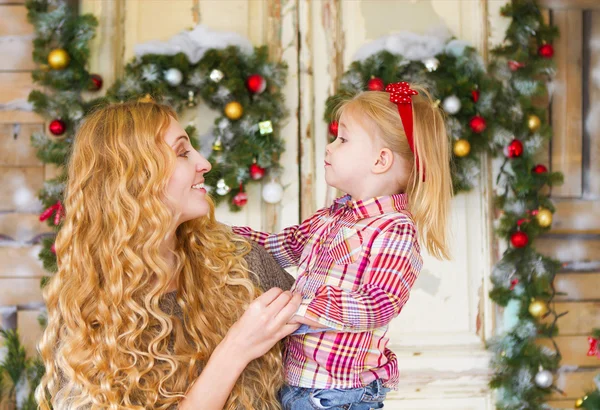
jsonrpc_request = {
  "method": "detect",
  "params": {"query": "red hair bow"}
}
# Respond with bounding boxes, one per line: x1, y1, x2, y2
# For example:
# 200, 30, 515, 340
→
385, 82, 422, 179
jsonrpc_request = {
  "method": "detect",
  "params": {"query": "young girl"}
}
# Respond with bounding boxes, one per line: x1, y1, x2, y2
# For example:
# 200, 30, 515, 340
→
233, 82, 452, 409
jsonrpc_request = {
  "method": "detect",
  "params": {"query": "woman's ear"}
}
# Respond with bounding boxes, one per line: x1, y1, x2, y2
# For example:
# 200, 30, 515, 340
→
373, 148, 394, 174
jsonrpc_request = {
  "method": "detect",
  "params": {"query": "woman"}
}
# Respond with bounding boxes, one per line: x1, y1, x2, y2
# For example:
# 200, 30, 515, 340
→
36, 100, 301, 410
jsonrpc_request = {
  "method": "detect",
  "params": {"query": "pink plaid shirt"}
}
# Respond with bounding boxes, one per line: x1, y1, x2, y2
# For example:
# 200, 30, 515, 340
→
232, 194, 422, 389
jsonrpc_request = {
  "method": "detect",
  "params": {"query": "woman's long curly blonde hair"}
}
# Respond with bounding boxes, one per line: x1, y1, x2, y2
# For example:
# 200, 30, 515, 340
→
35, 101, 284, 409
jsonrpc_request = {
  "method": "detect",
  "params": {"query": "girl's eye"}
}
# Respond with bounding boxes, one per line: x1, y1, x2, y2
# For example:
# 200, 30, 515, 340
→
179, 151, 190, 158
339, 137, 347, 143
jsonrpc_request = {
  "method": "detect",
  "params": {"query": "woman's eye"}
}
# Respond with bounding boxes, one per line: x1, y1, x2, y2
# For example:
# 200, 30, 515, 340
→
179, 151, 190, 158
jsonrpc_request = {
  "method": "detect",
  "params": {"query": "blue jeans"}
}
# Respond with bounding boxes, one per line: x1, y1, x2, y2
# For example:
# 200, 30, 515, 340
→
279, 379, 390, 410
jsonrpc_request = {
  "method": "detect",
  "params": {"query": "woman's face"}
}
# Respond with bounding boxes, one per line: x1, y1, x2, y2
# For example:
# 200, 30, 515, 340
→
163, 116, 212, 225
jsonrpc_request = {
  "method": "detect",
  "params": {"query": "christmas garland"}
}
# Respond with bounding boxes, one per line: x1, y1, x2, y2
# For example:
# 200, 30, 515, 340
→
27, 0, 288, 217
486, 1, 569, 409
324, 40, 501, 194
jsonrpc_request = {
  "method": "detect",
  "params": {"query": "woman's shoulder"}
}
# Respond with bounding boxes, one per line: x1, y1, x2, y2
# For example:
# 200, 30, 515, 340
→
244, 241, 295, 291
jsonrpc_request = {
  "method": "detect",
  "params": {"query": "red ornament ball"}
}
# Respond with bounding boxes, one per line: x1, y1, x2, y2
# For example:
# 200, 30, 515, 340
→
249, 163, 266, 180
49, 119, 66, 136
246, 74, 267, 94
471, 89, 480, 103
506, 139, 524, 158
511, 231, 529, 248
89, 74, 103, 91
538, 44, 554, 59
367, 77, 385, 91
328, 121, 339, 137
508, 60, 525, 72
532, 164, 548, 174
232, 191, 248, 207
469, 115, 487, 133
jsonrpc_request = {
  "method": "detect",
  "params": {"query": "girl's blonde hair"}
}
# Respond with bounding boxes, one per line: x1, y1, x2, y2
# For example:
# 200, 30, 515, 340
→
36, 101, 284, 409
335, 86, 452, 259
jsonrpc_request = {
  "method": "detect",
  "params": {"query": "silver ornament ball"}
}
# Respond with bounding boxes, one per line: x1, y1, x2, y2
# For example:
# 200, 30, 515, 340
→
422, 57, 440, 72
534, 370, 554, 389
262, 181, 283, 204
442, 95, 462, 115
164, 68, 183, 86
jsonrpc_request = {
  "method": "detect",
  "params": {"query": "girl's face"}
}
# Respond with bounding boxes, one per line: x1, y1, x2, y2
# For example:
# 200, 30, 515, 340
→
324, 110, 380, 198
163, 116, 212, 225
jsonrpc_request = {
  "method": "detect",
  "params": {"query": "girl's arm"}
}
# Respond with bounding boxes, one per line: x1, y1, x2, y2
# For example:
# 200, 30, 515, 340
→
295, 222, 422, 333
232, 207, 329, 268
178, 288, 301, 410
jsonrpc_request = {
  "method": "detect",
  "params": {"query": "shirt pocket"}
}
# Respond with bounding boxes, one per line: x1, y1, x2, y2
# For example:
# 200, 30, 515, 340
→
328, 227, 363, 265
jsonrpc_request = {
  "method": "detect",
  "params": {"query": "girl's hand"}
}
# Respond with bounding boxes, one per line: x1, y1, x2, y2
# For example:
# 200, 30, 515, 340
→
220, 288, 302, 366
288, 315, 328, 329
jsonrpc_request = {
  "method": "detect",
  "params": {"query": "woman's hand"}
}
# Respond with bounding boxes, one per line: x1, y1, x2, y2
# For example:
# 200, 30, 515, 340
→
220, 288, 302, 366
179, 288, 301, 410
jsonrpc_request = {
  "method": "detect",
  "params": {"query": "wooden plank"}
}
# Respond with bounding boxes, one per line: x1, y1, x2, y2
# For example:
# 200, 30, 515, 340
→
17, 309, 44, 358
551, 10, 583, 198
0, 166, 44, 212
0, 213, 52, 243
0, 5, 32, 36
0, 246, 46, 278
537, 336, 600, 367
539, 0, 600, 9
552, 200, 600, 235
0, 123, 43, 167
535, 235, 600, 262
541, 302, 600, 335
0, 33, 35, 70
547, 399, 577, 409
555, 272, 600, 301
0, 72, 37, 104
0, 110, 42, 123
589, 11, 600, 198
0, 278, 43, 306
552, 369, 599, 400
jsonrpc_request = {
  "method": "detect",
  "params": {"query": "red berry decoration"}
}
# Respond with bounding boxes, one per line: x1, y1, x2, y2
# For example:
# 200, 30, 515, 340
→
469, 115, 487, 133
510, 278, 519, 290
511, 231, 529, 248
246, 74, 267, 94
49, 119, 66, 136
471, 89, 480, 103
89, 73, 103, 91
249, 162, 266, 180
232, 184, 248, 207
508, 60, 526, 71
538, 44, 554, 59
328, 120, 339, 137
506, 139, 524, 158
50, 243, 56, 254
367, 77, 385, 91
532, 164, 548, 174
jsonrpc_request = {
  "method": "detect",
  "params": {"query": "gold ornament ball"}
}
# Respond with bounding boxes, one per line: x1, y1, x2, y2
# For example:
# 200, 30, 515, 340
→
224, 102, 243, 120
528, 299, 549, 318
527, 114, 541, 132
536, 208, 553, 228
575, 396, 587, 408
47, 48, 70, 70
453, 139, 471, 157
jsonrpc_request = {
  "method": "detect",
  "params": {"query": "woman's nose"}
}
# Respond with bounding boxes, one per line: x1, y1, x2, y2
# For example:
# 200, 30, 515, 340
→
196, 154, 211, 173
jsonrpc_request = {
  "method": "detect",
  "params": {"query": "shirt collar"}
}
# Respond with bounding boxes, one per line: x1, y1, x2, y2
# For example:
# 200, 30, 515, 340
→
334, 193, 409, 220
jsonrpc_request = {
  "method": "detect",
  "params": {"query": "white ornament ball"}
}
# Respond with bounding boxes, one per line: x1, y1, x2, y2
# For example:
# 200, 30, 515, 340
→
215, 178, 230, 196
442, 95, 462, 115
164, 68, 183, 86
422, 57, 440, 72
534, 369, 554, 389
262, 181, 283, 204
